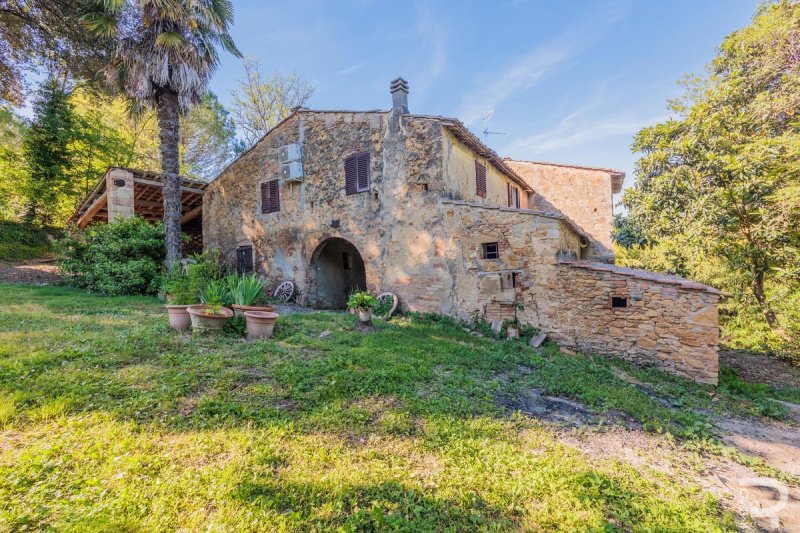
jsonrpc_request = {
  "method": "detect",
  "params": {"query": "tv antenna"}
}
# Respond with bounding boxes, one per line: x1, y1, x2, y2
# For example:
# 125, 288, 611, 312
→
481, 108, 505, 144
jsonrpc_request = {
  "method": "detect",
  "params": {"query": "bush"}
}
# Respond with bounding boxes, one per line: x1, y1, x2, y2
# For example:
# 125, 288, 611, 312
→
59, 217, 165, 295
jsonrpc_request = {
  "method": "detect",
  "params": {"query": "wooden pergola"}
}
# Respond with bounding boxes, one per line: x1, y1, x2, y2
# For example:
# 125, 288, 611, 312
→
69, 167, 207, 229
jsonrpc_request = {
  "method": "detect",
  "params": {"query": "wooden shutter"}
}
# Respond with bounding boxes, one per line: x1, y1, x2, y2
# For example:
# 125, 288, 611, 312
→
260, 182, 270, 214
475, 161, 486, 198
237, 246, 253, 274
507, 183, 512, 207
357, 152, 370, 192
269, 179, 280, 212
513, 187, 520, 208
260, 180, 280, 213
345, 152, 370, 194
345, 155, 357, 195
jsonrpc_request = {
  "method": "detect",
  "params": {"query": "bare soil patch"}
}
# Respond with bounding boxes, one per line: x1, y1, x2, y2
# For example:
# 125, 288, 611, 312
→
722, 350, 800, 389
0, 259, 60, 285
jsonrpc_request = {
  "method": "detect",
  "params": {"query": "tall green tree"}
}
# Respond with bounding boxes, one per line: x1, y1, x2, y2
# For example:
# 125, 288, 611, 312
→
83, 0, 240, 268
623, 1, 800, 348
21, 80, 78, 225
0, 106, 27, 219
180, 92, 238, 181
0, 0, 111, 106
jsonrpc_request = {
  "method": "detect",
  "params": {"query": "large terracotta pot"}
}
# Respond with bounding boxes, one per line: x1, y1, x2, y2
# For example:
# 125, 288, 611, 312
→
244, 311, 279, 340
165, 304, 192, 331
232, 304, 275, 317
187, 305, 234, 331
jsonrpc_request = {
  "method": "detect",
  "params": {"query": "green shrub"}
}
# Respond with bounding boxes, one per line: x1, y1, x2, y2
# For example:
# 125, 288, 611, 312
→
59, 217, 165, 295
0, 219, 61, 261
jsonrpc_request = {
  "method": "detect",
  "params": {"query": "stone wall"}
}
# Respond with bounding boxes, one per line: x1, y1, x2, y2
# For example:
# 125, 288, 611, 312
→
203, 108, 720, 384
505, 160, 619, 261
203, 110, 446, 306
548, 260, 720, 384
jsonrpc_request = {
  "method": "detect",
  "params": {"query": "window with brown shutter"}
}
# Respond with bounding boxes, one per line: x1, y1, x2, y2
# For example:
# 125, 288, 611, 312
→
475, 161, 486, 198
345, 152, 370, 194
260, 179, 280, 213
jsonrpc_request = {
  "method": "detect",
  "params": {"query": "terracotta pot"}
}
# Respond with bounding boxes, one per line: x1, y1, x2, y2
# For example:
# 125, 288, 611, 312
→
244, 311, 279, 340
232, 303, 275, 317
187, 305, 234, 331
358, 308, 373, 323
165, 304, 192, 331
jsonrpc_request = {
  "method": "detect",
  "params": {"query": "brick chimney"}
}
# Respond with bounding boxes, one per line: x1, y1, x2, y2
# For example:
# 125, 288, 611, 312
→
390, 77, 409, 114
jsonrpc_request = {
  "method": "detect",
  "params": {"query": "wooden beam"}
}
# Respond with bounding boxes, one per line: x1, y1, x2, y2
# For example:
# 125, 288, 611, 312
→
180, 204, 203, 224
133, 177, 206, 195
77, 193, 108, 228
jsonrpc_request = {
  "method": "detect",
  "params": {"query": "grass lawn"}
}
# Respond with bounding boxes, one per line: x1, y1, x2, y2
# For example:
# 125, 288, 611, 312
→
1, 285, 797, 531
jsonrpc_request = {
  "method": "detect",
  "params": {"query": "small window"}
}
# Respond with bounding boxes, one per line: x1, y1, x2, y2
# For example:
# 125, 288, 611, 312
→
507, 184, 520, 208
260, 179, 280, 213
475, 161, 487, 198
512, 272, 520, 288
345, 152, 370, 194
236, 246, 253, 274
342, 252, 352, 270
482, 242, 499, 259
611, 296, 628, 308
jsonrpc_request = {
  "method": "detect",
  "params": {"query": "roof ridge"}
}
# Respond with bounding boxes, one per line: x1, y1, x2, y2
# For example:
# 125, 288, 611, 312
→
503, 158, 625, 176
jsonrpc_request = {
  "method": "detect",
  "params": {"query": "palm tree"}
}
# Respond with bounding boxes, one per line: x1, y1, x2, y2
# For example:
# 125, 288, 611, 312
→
83, 0, 240, 269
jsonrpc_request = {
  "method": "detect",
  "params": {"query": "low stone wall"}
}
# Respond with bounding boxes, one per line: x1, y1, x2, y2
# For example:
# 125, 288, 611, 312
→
548, 260, 720, 385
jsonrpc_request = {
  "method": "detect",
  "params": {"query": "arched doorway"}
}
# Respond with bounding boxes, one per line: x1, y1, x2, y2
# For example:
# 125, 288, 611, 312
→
309, 238, 367, 309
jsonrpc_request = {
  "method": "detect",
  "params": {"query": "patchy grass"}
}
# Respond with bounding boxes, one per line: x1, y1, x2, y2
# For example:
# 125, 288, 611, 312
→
2, 285, 798, 530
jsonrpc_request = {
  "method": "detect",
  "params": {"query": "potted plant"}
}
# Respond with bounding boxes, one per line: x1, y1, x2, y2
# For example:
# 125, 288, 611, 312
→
227, 274, 274, 316
187, 279, 233, 331
347, 291, 378, 323
244, 310, 279, 340
162, 270, 197, 331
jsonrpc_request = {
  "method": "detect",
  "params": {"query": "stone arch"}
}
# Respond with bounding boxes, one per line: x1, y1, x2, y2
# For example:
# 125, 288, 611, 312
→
308, 237, 367, 309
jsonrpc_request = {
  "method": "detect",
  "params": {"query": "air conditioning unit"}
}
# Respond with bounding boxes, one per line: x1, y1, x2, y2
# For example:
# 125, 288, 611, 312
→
278, 143, 302, 164
281, 161, 304, 182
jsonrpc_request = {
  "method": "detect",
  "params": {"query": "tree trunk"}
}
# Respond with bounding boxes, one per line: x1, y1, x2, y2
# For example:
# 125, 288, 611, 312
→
156, 90, 182, 270
751, 267, 777, 329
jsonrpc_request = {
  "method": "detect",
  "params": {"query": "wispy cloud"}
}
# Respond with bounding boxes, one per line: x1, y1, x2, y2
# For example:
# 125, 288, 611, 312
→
457, 2, 629, 126
337, 62, 365, 75
503, 102, 665, 158
412, 3, 447, 95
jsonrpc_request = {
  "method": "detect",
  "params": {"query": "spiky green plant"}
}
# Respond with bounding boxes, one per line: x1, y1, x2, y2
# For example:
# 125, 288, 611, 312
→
228, 274, 265, 307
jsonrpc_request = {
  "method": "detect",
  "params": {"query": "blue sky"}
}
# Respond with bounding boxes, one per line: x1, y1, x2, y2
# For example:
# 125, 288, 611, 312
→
209, 0, 757, 200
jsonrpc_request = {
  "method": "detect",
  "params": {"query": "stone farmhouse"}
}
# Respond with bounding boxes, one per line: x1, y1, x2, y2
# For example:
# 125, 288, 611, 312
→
201, 78, 720, 384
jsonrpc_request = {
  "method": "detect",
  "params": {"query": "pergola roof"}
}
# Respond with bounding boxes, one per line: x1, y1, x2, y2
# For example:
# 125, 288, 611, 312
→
69, 167, 208, 228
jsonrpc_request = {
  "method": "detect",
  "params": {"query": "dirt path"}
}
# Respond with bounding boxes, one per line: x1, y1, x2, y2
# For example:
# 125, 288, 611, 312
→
0, 259, 61, 285
507, 368, 800, 531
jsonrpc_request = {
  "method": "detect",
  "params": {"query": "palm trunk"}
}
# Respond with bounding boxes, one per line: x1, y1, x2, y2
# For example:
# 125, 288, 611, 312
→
156, 89, 182, 270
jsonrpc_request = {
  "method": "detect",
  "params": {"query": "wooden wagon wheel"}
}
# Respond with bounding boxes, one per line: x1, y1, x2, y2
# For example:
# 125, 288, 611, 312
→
273, 281, 295, 302
376, 292, 399, 318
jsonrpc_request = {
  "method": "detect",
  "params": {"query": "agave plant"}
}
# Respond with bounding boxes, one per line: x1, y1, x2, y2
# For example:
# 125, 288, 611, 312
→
228, 274, 265, 306
200, 278, 230, 312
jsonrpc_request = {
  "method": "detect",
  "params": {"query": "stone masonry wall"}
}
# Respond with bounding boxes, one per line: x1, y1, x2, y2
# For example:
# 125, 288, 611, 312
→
203, 110, 446, 307
505, 160, 616, 261
549, 261, 720, 384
